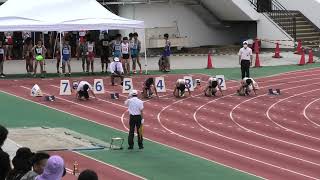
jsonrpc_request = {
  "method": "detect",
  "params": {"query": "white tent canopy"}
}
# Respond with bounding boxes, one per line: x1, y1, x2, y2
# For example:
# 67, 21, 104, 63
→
0, 0, 144, 31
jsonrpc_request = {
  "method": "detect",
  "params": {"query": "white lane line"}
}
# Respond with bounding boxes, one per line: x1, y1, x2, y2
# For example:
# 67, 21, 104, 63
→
50, 85, 127, 108
0, 90, 146, 180
157, 92, 318, 180
21, 86, 123, 119
229, 81, 320, 154
304, 98, 320, 127
266, 88, 320, 141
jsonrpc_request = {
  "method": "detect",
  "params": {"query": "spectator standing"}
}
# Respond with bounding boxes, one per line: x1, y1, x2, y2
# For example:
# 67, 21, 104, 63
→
0, 125, 11, 180
61, 40, 72, 76
162, 33, 171, 72
86, 38, 95, 75
35, 155, 65, 180
32, 40, 47, 78
121, 37, 131, 75
112, 34, 122, 58
125, 90, 144, 150
6, 147, 34, 180
5, 32, 13, 60
238, 41, 253, 79
55, 37, 61, 74
0, 41, 6, 78
131, 33, 142, 74
21, 152, 50, 180
78, 170, 98, 180
99, 33, 111, 73
110, 57, 124, 86
23, 37, 34, 75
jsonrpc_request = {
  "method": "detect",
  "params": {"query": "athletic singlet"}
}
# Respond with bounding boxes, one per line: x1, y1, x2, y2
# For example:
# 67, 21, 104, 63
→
121, 43, 129, 54
163, 40, 171, 57
113, 41, 121, 57
87, 43, 94, 53
131, 40, 140, 56
62, 45, 70, 60
0, 47, 4, 61
35, 47, 43, 55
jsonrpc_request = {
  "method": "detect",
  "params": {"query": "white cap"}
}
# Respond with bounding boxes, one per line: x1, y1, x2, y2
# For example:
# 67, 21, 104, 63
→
243, 41, 248, 45
130, 90, 138, 96
209, 77, 217, 81
114, 57, 120, 62
178, 79, 185, 84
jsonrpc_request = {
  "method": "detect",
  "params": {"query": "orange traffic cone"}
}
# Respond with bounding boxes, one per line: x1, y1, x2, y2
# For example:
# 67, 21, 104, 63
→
295, 40, 302, 54
207, 52, 213, 69
298, 49, 305, 66
255, 53, 261, 67
308, 49, 314, 64
272, 43, 282, 58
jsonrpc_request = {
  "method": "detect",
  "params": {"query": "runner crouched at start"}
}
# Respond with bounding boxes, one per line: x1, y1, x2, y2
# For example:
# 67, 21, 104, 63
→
204, 77, 223, 97
173, 79, 191, 98
142, 77, 158, 99
76, 81, 96, 100
237, 77, 258, 96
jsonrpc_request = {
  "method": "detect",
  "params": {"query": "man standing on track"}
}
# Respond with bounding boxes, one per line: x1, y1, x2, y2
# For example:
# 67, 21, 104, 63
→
238, 41, 253, 79
125, 90, 144, 150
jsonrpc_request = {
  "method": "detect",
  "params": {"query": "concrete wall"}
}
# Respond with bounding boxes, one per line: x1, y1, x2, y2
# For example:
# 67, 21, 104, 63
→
202, 0, 259, 21
119, 3, 255, 51
278, 0, 320, 28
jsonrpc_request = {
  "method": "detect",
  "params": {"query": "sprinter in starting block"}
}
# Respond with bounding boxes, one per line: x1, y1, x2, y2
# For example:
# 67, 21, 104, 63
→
204, 77, 223, 97
142, 77, 159, 99
237, 77, 258, 96
173, 79, 191, 98
76, 81, 96, 100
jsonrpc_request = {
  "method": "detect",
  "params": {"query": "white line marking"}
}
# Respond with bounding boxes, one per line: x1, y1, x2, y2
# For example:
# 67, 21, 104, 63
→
266, 88, 320, 141
304, 98, 320, 127
0, 90, 146, 179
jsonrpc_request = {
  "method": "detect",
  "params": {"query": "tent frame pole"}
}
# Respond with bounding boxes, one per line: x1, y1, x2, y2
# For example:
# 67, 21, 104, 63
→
59, 32, 63, 74
143, 29, 148, 74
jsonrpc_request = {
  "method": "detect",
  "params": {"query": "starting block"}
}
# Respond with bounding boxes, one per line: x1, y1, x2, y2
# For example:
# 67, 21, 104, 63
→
44, 96, 55, 102
268, 89, 281, 95
110, 93, 120, 100
109, 137, 124, 150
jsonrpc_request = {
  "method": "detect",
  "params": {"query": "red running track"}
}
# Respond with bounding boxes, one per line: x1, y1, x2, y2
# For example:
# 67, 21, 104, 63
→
1, 70, 320, 179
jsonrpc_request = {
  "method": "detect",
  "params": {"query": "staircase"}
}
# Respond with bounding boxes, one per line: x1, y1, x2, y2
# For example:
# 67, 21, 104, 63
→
248, 0, 320, 48
182, 0, 225, 28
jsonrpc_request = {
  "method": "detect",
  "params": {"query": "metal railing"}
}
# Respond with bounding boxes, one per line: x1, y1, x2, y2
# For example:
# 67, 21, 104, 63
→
248, 0, 296, 41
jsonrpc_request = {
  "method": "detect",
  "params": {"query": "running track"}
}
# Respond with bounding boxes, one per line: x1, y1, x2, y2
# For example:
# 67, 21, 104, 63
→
1, 69, 320, 179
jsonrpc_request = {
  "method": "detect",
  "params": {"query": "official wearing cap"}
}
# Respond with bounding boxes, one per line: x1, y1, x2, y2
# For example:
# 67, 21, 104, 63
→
125, 90, 144, 149
238, 41, 253, 79
110, 57, 124, 86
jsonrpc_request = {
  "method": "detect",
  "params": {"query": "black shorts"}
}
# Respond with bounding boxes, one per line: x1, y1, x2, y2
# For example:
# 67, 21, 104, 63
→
101, 55, 110, 63
122, 54, 130, 59
177, 84, 186, 93
78, 90, 89, 99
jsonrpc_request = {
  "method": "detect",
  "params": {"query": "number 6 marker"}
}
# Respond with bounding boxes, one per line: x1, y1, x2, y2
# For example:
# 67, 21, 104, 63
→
93, 79, 105, 94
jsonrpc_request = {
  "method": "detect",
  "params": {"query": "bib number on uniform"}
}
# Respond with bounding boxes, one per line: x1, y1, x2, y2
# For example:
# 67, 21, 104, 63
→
60, 80, 72, 95
216, 75, 227, 90
93, 79, 105, 94
122, 78, 133, 93
155, 77, 166, 93
88, 45, 94, 52
183, 76, 194, 91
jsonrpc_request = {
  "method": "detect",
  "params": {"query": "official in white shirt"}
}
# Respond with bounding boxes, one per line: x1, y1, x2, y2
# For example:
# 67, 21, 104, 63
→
125, 90, 144, 150
76, 81, 96, 100
238, 41, 253, 79
110, 57, 124, 86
